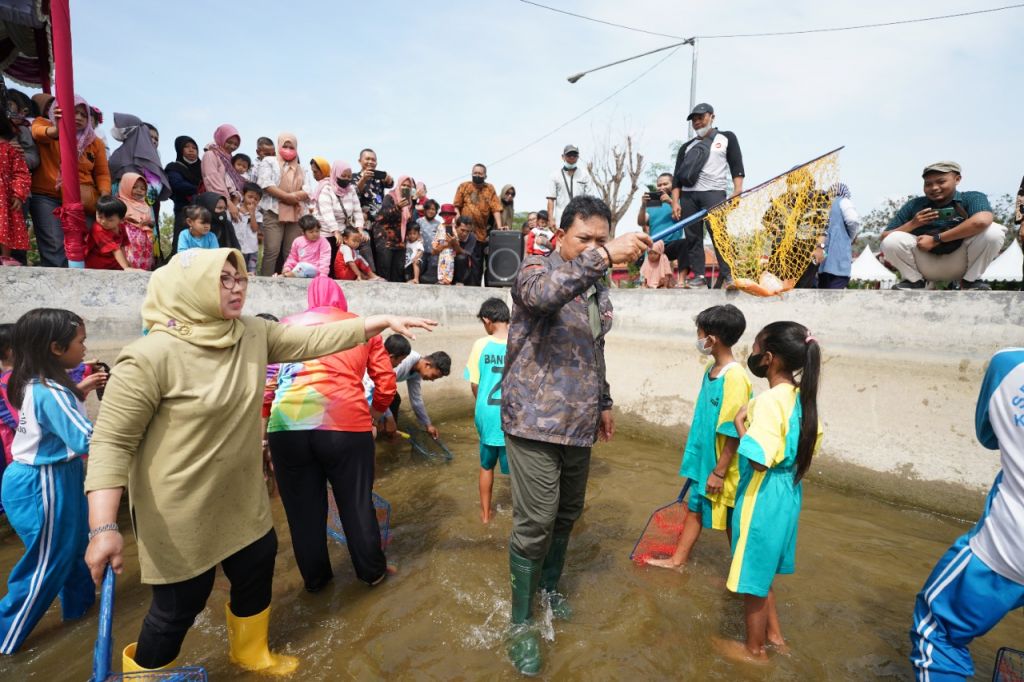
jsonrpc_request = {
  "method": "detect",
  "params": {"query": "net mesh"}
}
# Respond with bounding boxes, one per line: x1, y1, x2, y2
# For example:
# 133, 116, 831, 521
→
630, 483, 691, 565
707, 149, 841, 296
326, 487, 392, 548
103, 668, 208, 681
409, 430, 454, 463
994, 647, 1024, 682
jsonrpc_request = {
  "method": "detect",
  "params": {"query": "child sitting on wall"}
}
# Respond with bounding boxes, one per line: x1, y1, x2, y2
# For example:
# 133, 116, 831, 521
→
282, 215, 331, 278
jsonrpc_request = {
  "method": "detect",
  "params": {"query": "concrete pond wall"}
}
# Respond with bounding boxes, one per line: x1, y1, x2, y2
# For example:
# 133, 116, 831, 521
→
3, 267, 1022, 519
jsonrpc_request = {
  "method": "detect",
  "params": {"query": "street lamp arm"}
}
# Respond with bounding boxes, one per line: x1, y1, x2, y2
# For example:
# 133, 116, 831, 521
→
566, 38, 694, 83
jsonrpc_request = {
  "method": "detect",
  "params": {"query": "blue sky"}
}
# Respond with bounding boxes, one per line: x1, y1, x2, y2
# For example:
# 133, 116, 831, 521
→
33, 0, 1023, 229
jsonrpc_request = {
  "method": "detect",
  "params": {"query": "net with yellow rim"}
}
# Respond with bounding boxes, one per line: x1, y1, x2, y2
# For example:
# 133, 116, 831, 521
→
707, 148, 842, 296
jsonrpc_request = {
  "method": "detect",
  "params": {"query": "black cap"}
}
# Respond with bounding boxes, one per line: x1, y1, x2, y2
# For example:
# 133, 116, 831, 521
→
686, 103, 714, 121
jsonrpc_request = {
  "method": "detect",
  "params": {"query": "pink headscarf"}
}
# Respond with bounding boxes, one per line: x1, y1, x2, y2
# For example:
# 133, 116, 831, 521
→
213, 123, 239, 149
117, 172, 153, 225
639, 240, 674, 288
310, 160, 355, 206
388, 175, 414, 240
208, 123, 246, 192
307, 276, 348, 312
51, 94, 97, 160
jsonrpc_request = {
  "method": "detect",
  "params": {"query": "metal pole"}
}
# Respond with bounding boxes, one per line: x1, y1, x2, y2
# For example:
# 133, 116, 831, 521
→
567, 38, 692, 83
687, 38, 699, 139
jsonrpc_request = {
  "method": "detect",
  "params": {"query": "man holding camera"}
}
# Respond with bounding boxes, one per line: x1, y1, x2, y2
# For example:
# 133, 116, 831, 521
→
637, 173, 678, 239
667, 103, 744, 288
881, 162, 1003, 290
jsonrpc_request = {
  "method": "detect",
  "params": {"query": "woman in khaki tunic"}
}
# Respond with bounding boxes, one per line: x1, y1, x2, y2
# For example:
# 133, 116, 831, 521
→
83, 248, 433, 675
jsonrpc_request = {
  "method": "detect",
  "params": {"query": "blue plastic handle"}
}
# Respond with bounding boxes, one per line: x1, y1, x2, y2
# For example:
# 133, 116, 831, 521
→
675, 479, 693, 503
91, 565, 115, 682
649, 209, 707, 244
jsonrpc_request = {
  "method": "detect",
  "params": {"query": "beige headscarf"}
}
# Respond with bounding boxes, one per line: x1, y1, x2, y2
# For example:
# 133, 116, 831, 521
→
142, 248, 247, 348
277, 132, 305, 222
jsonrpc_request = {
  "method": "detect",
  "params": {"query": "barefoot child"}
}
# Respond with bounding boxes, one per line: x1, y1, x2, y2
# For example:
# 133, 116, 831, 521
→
464, 298, 510, 523
647, 304, 749, 569
715, 321, 822, 662
0, 309, 108, 654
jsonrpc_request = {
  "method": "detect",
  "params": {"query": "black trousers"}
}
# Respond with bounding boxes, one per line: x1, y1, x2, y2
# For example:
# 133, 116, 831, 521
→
268, 430, 386, 590
664, 190, 731, 280
796, 262, 819, 289
134, 529, 278, 668
469, 241, 486, 286
454, 252, 474, 285
327, 235, 341, 278
817, 272, 849, 289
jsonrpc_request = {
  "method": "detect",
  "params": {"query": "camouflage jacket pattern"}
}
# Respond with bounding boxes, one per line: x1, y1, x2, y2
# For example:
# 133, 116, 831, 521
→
502, 247, 613, 447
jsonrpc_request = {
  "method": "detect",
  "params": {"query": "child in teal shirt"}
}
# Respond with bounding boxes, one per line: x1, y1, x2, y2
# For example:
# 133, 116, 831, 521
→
176, 205, 219, 252
464, 298, 509, 524
648, 304, 750, 569
716, 320, 823, 663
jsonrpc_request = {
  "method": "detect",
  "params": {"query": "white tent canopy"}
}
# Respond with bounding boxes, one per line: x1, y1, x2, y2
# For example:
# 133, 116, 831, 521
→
980, 237, 1023, 282
850, 247, 897, 283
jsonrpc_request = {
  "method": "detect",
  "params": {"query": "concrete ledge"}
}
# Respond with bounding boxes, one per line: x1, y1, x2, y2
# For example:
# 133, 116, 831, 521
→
3, 267, 1021, 518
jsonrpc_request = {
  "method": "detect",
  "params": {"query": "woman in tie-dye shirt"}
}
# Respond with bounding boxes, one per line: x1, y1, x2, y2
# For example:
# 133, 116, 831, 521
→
267, 277, 396, 592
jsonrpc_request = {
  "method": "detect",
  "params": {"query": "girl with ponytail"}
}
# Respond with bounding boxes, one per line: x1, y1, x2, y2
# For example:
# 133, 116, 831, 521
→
715, 320, 823, 662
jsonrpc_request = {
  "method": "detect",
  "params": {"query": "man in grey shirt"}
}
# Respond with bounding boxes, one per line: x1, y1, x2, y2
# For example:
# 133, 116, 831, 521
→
384, 336, 451, 439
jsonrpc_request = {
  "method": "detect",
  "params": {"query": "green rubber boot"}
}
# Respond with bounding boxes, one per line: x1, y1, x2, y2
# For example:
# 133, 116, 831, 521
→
540, 534, 572, 621
507, 550, 542, 676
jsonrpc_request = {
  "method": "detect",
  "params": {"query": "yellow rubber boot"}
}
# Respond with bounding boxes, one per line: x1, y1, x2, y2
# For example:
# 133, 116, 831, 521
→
225, 604, 300, 675
122, 642, 177, 672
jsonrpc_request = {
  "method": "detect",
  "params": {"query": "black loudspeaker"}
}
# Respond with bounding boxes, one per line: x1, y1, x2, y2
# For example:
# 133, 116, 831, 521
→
486, 231, 524, 287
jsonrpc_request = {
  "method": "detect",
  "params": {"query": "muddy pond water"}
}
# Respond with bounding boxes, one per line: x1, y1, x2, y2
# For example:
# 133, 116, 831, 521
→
0, 415, 1020, 680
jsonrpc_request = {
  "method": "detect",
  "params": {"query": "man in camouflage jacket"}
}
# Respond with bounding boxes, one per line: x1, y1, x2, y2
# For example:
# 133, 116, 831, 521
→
500, 195, 651, 675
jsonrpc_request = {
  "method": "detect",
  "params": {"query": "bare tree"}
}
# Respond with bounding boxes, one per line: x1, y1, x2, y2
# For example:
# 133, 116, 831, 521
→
586, 134, 645, 236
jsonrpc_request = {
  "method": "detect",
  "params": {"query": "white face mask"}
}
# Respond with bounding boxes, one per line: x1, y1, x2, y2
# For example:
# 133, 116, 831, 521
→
564, 162, 577, 171
693, 124, 712, 138
695, 337, 713, 355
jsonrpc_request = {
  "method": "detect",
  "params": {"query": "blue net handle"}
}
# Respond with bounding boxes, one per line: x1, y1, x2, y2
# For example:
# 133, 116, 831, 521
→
90, 565, 116, 682
649, 210, 707, 244
629, 480, 692, 561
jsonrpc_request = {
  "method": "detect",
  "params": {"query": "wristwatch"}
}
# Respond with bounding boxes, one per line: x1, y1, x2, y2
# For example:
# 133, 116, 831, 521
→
934, 232, 944, 243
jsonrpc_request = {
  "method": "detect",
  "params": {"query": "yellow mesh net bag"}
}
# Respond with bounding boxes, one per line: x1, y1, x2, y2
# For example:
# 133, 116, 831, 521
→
707, 148, 842, 296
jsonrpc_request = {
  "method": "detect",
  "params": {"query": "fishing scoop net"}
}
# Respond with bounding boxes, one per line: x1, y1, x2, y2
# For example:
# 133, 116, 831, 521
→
994, 647, 1024, 682
707, 148, 841, 296
409, 429, 455, 463
326, 487, 392, 548
630, 481, 692, 565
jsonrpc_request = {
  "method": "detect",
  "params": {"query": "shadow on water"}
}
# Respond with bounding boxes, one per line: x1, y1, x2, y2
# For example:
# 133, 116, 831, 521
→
0, 415, 1022, 680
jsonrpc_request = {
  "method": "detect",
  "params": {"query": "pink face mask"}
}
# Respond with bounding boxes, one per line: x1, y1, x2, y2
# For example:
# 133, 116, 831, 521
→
279, 148, 297, 162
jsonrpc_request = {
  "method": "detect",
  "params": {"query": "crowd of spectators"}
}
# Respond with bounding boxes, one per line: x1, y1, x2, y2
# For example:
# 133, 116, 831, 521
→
1, 90, 1021, 290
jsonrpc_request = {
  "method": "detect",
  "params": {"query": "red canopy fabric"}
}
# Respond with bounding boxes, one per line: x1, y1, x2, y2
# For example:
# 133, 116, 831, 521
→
0, 0, 51, 91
